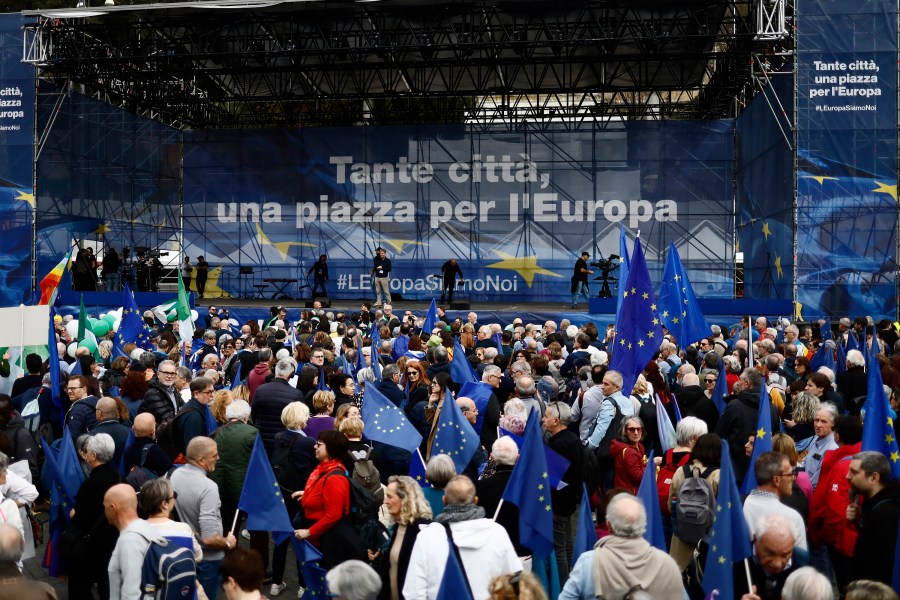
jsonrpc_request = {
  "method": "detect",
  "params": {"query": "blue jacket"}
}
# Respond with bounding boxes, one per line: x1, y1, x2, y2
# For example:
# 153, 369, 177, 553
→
66, 395, 99, 439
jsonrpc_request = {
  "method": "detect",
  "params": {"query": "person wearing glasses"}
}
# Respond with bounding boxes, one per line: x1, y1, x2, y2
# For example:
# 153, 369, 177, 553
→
139, 359, 184, 425
173, 377, 217, 458
64, 374, 100, 438
609, 416, 648, 495
741, 451, 809, 556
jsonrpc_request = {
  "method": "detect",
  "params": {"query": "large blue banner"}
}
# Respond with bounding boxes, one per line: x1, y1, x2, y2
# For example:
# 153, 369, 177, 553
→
0, 15, 34, 306
796, 0, 897, 320
183, 122, 735, 302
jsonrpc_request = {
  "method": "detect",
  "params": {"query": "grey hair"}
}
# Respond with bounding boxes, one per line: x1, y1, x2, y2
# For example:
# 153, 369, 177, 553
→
755, 513, 796, 545
816, 402, 838, 424
491, 436, 519, 466
201, 353, 219, 368
425, 454, 456, 488
510, 360, 532, 376
176, 365, 192, 381
432, 345, 448, 362
606, 493, 647, 538
817, 366, 835, 384
357, 367, 376, 385
0, 452, 7, 472
225, 399, 251, 421
482, 365, 501, 381
84, 433, 115, 463
502, 398, 527, 418
257, 347, 273, 362
547, 401, 572, 426
739, 367, 762, 388
203, 330, 217, 341
515, 376, 536, 397
782, 567, 833, 600
846, 349, 865, 367
325, 559, 383, 600
675, 416, 708, 447
0, 523, 24, 563
483, 347, 498, 360
617, 415, 645, 442
275, 358, 297, 378
382, 363, 400, 380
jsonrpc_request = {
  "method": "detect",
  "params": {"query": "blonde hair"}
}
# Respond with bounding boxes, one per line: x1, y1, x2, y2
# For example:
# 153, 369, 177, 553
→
281, 402, 310, 430
772, 433, 800, 465
333, 403, 359, 430
386, 475, 432, 525
312, 390, 335, 413
231, 383, 250, 401
631, 374, 649, 396
338, 416, 364, 438
210, 389, 235, 424
488, 572, 547, 600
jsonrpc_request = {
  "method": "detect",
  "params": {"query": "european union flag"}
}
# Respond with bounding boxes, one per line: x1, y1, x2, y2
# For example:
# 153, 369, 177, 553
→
491, 331, 503, 355
59, 426, 84, 503
299, 560, 329, 599
702, 440, 753, 600
459, 381, 493, 434
658, 242, 710, 349
231, 360, 243, 390
116, 283, 152, 354
408, 448, 431, 488
361, 383, 423, 453
615, 225, 632, 323
292, 538, 323, 564
450, 340, 478, 385
48, 309, 64, 426
436, 541, 474, 600
845, 330, 860, 353
655, 397, 676, 453
862, 336, 900, 479
498, 428, 570, 490
501, 412, 554, 558
835, 337, 847, 376
423, 299, 438, 334
431, 389, 479, 473
317, 366, 329, 391
740, 383, 774, 494
237, 434, 294, 543
610, 237, 663, 397
204, 405, 218, 435
572, 483, 597, 567
636, 450, 667, 550
810, 332, 836, 373
710, 356, 729, 415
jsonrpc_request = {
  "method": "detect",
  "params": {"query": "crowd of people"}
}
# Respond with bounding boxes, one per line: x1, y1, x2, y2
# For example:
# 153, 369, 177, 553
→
0, 305, 899, 600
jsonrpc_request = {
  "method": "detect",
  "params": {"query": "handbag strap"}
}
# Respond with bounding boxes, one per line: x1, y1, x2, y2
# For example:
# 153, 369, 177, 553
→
441, 523, 475, 599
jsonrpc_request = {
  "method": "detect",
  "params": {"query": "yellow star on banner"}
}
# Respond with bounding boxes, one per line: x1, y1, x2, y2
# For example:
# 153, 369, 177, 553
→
15, 190, 34, 209
256, 223, 315, 260
762, 222, 771, 241
872, 181, 898, 202
775, 255, 783, 278
891, 451, 899, 463
93, 223, 112, 236
379, 239, 427, 254
794, 301, 804, 322
485, 251, 563, 287
757, 427, 767, 439
886, 434, 895, 444
800, 175, 838, 185
198, 266, 233, 299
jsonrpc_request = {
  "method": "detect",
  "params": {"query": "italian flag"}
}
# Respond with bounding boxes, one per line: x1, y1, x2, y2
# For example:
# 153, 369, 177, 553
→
176, 272, 194, 345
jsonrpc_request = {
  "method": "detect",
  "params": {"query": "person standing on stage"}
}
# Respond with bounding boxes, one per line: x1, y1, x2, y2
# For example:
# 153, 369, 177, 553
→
196, 255, 209, 298
440, 258, 464, 304
570, 251, 593, 309
182, 255, 193, 292
371, 247, 392, 308
103, 246, 120, 291
308, 254, 329, 298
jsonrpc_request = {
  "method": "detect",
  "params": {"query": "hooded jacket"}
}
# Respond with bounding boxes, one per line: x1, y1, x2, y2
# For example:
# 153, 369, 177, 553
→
610, 439, 646, 494
247, 363, 271, 403
402, 517, 521, 600
560, 535, 683, 600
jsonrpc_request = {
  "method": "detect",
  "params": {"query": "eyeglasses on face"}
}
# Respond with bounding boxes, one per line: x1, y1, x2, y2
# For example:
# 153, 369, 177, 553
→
705, 379, 716, 384
66, 385, 83, 391
626, 427, 643, 433
406, 371, 419, 377
159, 370, 177, 376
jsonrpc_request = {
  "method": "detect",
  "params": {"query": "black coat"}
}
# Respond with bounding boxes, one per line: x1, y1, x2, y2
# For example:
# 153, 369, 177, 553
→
139, 378, 182, 424
71, 463, 121, 564
376, 517, 432, 600
251, 378, 304, 453
715, 388, 780, 484
88, 419, 131, 469
837, 366, 867, 415
675, 385, 720, 431
547, 429, 583, 516
733, 555, 796, 600
123, 437, 172, 476
852, 482, 900, 585
373, 380, 406, 408
476, 465, 527, 555
273, 429, 317, 489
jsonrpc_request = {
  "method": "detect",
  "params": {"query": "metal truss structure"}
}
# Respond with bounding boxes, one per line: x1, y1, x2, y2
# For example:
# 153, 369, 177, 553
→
23, 0, 791, 129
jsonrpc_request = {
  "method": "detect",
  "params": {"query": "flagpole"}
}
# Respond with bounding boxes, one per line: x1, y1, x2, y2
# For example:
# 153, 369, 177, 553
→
230, 507, 240, 537
743, 558, 753, 594
492, 498, 504, 521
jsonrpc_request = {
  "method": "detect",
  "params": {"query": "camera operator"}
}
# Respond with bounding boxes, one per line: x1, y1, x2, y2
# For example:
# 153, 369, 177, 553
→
570, 251, 593, 309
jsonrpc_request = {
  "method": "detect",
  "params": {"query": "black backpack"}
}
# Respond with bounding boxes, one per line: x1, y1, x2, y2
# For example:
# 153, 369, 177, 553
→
156, 406, 202, 461
349, 445, 385, 505
324, 470, 388, 551
270, 436, 306, 494
126, 446, 159, 492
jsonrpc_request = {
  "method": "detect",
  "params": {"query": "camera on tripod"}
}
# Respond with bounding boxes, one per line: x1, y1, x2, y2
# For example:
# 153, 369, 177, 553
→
590, 255, 620, 273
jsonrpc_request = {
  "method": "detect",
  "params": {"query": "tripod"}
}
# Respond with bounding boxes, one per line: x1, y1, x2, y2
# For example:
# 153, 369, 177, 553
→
754, 252, 777, 298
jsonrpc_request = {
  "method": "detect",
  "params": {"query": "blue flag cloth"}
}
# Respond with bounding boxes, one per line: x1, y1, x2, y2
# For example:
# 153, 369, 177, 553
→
361, 384, 423, 453
237, 434, 294, 543
119, 429, 135, 476
491, 332, 504, 355
710, 356, 729, 415
408, 448, 431, 488
740, 384, 774, 494
702, 440, 754, 600
658, 242, 710, 349
231, 360, 243, 390
572, 483, 597, 567
809, 332, 836, 373
436, 540, 474, 600
317, 366, 329, 391
861, 337, 900, 479
291, 538, 323, 564
299, 561, 329, 599
609, 237, 663, 397
845, 330, 860, 353
58, 427, 84, 503
497, 428, 570, 490
116, 283, 152, 353
450, 340, 478, 385
670, 394, 683, 423
48, 309, 64, 426
835, 337, 847, 376
636, 450, 667, 551
69, 359, 83, 376
501, 412, 554, 558
370, 339, 382, 380
615, 225, 632, 324
423, 299, 438, 335
204, 405, 218, 435
459, 381, 492, 435
431, 389, 479, 473
655, 397, 676, 453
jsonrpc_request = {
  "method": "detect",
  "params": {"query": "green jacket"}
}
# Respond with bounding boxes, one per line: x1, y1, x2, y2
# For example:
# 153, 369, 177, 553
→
209, 419, 258, 501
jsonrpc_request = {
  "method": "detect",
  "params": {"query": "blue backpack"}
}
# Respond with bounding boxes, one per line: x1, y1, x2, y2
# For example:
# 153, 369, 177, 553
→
141, 537, 196, 600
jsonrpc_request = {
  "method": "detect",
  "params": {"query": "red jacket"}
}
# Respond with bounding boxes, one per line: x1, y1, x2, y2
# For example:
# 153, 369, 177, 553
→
610, 439, 646, 494
301, 459, 350, 545
808, 442, 860, 556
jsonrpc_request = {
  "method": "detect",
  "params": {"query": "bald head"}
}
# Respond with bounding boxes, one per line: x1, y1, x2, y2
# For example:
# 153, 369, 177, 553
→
456, 397, 477, 425
97, 396, 119, 420
443, 474, 476, 506
133, 412, 156, 437
606, 493, 647, 538
0, 523, 24, 563
104, 483, 139, 530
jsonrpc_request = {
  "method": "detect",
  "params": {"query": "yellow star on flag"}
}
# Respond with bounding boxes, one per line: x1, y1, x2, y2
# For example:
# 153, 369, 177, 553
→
642, 292, 649, 299
891, 451, 899, 463
872, 181, 898, 202
485, 251, 563, 287
757, 427, 767, 439
794, 301, 804, 322
14, 190, 34, 209
775, 255, 784, 278
800, 175, 838, 185
94, 223, 112, 236
762, 222, 771, 240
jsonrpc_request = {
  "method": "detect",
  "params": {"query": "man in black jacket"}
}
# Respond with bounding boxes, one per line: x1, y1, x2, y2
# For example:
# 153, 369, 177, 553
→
675, 372, 719, 431
308, 254, 329, 298
139, 360, 183, 424
714, 368, 780, 485
440, 258, 464, 304
836, 349, 867, 415
846, 450, 900, 585
476, 437, 526, 555
250, 358, 302, 453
